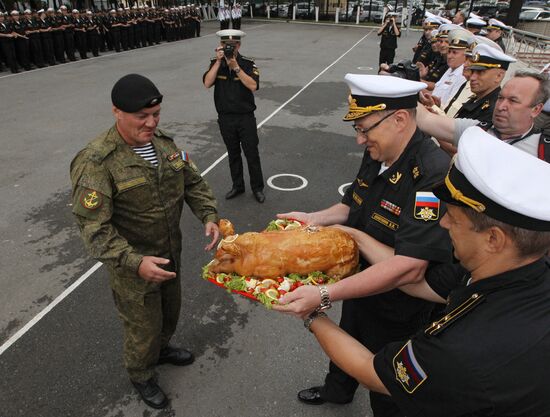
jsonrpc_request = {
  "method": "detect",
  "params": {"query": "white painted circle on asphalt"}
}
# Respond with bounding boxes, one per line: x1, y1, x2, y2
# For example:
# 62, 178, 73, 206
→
267, 174, 308, 191
338, 182, 352, 196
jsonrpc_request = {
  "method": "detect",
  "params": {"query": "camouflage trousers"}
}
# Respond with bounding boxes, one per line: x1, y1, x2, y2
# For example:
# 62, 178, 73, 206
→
112, 276, 181, 383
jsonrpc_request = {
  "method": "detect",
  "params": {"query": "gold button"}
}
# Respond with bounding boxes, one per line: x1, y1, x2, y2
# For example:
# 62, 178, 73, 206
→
444, 315, 450, 321
472, 293, 479, 299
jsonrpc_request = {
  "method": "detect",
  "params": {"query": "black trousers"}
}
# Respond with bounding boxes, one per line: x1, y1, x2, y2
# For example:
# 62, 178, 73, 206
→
29, 33, 45, 67
110, 28, 121, 52
52, 31, 66, 62
75, 30, 87, 59
87, 31, 99, 56
379, 47, 396, 66
41, 33, 55, 65
63, 29, 76, 60
15, 37, 31, 70
0, 38, 19, 72
320, 296, 429, 417
218, 113, 264, 192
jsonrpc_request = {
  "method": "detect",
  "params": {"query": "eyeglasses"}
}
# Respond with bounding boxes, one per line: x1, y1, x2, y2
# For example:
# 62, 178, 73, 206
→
352, 111, 396, 137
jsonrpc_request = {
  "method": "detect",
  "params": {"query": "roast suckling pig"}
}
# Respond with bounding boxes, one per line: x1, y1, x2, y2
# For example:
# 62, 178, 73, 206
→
208, 219, 359, 279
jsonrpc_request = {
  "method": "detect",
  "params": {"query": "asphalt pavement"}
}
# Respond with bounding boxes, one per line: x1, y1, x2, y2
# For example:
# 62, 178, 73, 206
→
0, 19, 419, 417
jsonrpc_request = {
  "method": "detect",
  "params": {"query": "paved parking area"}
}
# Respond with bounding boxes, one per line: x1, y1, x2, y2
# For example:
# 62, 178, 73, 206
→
0, 20, 419, 417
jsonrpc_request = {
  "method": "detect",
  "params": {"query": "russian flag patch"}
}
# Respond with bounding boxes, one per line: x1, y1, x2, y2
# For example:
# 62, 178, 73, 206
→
392, 340, 427, 394
414, 191, 440, 221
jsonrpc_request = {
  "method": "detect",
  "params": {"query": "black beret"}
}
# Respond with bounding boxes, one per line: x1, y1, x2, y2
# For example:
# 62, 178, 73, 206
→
111, 74, 163, 113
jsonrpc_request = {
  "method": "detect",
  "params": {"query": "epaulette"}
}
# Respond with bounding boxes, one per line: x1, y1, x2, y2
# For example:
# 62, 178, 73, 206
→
155, 128, 175, 141
86, 130, 117, 162
424, 292, 485, 336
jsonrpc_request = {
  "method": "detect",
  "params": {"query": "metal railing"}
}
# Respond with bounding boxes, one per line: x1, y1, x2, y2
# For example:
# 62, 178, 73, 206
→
504, 27, 550, 70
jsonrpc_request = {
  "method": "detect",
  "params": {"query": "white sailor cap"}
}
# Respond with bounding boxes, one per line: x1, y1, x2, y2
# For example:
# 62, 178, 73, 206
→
86, 10, 92, 14
343, 74, 427, 121
437, 23, 462, 39
424, 17, 441, 28
469, 44, 516, 70
109, 9, 116, 13
448, 28, 475, 49
10, 10, 19, 15
37, 8, 44, 13
117, 8, 123, 11
72, 9, 79, 13
47, 7, 54, 12
466, 17, 486, 28
487, 18, 508, 30
216, 29, 246, 41
471, 35, 503, 52
430, 29, 439, 41
433, 127, 550, 231
60, 5, 67, 9
24, 9, 31, 13
438, 15, 452, 25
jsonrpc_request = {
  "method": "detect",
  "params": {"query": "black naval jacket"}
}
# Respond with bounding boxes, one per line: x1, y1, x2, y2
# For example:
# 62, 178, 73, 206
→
203, 53, 260, 115
342, 128, 452, 322
455, 86, 500, 124
424, 53, 448, 83
374, 258, 550, 417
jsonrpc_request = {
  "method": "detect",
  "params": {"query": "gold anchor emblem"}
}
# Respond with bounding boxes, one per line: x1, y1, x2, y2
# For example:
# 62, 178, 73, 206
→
389, 172, 402, 184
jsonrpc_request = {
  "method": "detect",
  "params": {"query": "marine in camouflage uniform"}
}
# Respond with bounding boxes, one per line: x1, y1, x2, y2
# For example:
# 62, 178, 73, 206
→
70, 74, 219, 408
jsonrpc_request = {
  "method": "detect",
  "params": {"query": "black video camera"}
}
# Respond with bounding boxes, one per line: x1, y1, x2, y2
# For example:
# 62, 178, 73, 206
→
387, 60, 420, 81
223, 43, 235, 59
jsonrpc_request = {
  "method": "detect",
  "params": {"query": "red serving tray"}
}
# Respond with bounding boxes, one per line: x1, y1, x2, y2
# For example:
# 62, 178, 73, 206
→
206, 277, 261, 303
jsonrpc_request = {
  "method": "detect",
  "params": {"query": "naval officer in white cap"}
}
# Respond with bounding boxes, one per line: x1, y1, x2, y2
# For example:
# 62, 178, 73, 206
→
453, 44, 516, 125
203, 29, 265, 203
274, 74, 452, 417
417, 67, 550, 162
295, 126, 550, 417
486, 18, 508, 52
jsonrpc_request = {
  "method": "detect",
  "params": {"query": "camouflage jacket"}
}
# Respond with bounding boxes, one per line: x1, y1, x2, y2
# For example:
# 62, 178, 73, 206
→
70, 126, 218, 296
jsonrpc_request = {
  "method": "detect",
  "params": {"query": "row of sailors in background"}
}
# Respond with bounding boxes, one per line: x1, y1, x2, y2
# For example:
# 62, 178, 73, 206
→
0, 5, 202, 74
218, 4, 241, 30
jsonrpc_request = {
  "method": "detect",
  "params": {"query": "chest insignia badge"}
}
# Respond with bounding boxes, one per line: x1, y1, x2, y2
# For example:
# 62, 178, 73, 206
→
414, 191, 440, 221
357, 179, 369, 188
481, 100, 490, 110
389, 171, 402, 184
412, 166, 421, 180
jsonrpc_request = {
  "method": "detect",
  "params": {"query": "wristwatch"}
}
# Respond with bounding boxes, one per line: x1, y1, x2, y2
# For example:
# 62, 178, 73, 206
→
318, 285, 332, 311
233, 67, 241, 74
304, 310, 327, 333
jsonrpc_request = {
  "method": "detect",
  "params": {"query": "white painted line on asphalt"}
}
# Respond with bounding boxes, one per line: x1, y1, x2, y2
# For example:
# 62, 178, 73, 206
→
0, 27, 372, 356
0, 261, 102, 356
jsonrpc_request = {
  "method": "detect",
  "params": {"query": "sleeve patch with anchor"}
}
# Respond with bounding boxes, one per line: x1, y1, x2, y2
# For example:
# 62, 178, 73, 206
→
80, 189, 102, 210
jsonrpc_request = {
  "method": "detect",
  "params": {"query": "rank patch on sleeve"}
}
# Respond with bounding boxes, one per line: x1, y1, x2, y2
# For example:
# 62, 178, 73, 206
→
80, 189, 102, 210
414, 191, 440, 221
392, 340, 427, 394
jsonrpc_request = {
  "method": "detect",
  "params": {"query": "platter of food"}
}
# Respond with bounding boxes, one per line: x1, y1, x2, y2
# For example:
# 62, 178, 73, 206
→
202, 219, 359, 308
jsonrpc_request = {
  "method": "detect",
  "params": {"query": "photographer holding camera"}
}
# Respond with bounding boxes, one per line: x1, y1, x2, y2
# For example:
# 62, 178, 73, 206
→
203, 29, 265, 203
377, 12, 400, 66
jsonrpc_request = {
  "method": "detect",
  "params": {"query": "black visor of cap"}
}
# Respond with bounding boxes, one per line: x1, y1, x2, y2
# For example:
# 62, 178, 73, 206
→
433, 165, 550, 231
111, 74, 163, 113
